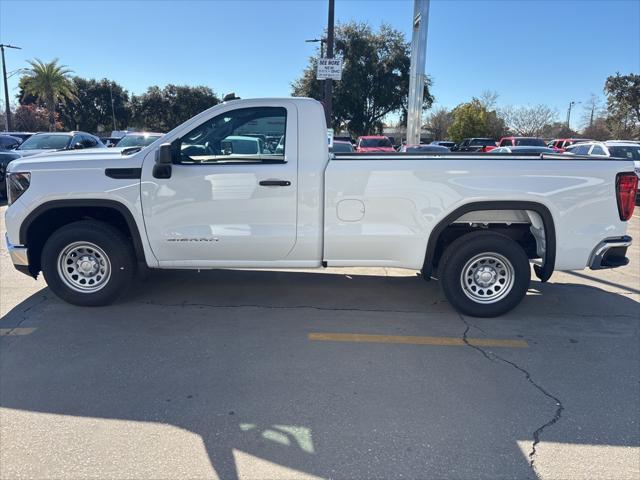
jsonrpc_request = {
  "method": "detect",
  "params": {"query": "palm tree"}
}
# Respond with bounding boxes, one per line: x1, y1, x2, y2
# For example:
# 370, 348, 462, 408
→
24, 58, 76, 131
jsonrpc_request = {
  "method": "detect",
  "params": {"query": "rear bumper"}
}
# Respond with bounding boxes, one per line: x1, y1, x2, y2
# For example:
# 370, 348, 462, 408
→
5, 234, 31, 276
588, 236, 632, 270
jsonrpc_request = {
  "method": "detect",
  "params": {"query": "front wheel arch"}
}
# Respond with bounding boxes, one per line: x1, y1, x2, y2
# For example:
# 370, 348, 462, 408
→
20, 200, 147, 276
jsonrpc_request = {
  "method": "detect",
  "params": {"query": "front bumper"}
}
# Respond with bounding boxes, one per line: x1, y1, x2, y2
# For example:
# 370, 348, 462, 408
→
5, 234, 31, 276
588, 236, 632, 270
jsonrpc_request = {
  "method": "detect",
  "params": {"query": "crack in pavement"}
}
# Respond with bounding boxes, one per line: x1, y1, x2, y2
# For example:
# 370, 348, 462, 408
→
458, 313, 564, 474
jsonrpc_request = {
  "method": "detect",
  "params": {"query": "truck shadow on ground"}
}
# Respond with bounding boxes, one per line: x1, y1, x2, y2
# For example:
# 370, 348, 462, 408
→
1, 269, 638, 479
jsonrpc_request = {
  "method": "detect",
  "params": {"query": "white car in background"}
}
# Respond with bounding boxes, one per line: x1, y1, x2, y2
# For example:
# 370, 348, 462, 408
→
565, 141, 640, 200
115, 132, 164, 148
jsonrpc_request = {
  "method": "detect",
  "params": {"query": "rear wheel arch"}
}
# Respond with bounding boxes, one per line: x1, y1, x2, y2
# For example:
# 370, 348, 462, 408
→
422, 201, 556, 282
20, 200, 146, 276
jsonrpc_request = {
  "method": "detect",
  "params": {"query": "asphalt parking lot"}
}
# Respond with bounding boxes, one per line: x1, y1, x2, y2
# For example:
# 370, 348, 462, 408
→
1, 203, 638, 480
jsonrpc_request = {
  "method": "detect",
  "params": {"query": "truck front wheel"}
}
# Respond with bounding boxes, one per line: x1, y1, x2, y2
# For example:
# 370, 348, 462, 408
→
438, 231, 530, 317
41, 221, 135, 306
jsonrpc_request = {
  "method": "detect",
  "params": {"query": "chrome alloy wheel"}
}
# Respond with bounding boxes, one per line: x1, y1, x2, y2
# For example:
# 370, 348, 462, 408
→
57, 242, 111, 293
460, 252, 515, 304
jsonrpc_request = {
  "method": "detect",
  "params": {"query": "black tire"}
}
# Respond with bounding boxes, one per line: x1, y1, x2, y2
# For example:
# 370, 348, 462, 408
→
438, 231, 530, 317
41, 220, 135, 306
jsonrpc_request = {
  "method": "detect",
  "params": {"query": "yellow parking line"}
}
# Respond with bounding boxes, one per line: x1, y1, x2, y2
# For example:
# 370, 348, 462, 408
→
308, 332, 528, 348
0, 327, 36, 336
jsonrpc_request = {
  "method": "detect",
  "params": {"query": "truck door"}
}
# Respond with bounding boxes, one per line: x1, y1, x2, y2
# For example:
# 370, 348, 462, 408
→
140, 104, 298, 264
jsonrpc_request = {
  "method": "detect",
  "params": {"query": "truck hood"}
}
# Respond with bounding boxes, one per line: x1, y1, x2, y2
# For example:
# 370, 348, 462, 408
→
14, 148, 57, 158
7, 147, 144, 173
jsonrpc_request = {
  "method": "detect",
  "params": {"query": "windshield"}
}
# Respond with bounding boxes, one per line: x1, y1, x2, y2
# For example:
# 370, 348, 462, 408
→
469, 138, 495, 146
116, 135, 161, 147
361, 138, 392, 148
515, 138, 546, 146
332, 141, 354, 153
18, 134, 71, 150
608, 146, 640, 160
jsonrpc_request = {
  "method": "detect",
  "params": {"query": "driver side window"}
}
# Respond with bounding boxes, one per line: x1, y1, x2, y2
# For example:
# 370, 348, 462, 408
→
178, 106, 287, 164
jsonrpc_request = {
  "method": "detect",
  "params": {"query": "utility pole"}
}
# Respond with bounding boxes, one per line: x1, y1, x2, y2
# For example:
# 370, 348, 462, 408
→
323, 0, 335, 127
589, 104, 595, 128
0, 43, 21, 132
566, 100, 580, 129
406, 0, 430, 146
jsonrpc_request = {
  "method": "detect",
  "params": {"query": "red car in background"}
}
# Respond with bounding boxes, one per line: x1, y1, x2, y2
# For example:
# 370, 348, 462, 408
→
497, 136, 547, 149
548, 138, 593, 153
356, 135, 396, 152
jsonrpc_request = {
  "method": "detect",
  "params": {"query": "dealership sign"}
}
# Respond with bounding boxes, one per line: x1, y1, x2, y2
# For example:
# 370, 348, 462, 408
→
317, 58, 343, 80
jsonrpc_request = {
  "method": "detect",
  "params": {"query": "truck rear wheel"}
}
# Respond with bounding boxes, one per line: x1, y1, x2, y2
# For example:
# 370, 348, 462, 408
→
41, 221, 135, 306
438, 231, 530, 317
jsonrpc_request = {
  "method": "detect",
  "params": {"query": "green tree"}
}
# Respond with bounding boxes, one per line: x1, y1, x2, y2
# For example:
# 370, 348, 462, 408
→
57, 77, 131, 132
604, 73, 640, 139
23, 58, 76, 131
292, 22, 433, 136
17, 76, 39, 105
131, 84, 220, 131
447, 99, 506, 141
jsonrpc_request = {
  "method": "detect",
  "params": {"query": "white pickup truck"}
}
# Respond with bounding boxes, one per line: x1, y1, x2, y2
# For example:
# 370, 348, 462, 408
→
4, 98, 638, 317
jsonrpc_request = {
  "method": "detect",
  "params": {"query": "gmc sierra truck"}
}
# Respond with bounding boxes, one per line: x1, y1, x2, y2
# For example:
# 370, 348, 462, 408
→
4, 98, 638, 317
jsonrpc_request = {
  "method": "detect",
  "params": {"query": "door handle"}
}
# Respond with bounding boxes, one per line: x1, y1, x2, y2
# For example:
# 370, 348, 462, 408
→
259, 180, 291, 186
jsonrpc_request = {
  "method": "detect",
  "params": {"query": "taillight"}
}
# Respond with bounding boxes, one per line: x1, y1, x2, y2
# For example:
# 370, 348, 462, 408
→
616, 173, 638, 221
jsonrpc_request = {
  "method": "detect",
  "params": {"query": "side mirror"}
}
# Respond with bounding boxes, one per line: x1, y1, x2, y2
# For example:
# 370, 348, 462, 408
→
73, 142, 84, 150
153, 142, 173, 179
156, 143, 173, 164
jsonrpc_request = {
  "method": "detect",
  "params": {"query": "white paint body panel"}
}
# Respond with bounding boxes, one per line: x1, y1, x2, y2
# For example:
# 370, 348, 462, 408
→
4, 98, 635, 276
323, 158, 632, 270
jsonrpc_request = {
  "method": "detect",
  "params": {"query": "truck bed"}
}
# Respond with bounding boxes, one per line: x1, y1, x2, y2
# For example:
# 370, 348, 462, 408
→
324, 152, 634, 271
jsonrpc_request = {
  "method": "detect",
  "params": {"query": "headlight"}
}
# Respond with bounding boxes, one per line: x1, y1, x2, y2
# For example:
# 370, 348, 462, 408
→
7, 172, 31, 205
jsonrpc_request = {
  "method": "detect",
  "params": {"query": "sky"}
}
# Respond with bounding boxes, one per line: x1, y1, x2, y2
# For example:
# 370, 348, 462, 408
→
1, 0, 639, 130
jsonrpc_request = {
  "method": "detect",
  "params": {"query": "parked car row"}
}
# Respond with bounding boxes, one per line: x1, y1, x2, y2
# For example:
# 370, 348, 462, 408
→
330, 135, 585, 154
0, 130, 164, 154
0, 130, 165, 200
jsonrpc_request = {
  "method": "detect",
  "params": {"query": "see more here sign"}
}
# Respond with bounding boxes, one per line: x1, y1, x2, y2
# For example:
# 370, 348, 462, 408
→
317, 58, 343, 80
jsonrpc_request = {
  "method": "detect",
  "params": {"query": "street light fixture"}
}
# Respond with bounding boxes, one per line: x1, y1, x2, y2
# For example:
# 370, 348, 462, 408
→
305, 38, 327, 59
0, 43, 21, 132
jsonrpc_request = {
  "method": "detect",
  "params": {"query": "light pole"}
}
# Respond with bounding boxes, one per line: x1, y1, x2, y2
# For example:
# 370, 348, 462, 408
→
109, 83, 117, 131
566, 100, 580, 129
0, 43, 21, 132
406, 0, 430, 146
